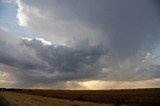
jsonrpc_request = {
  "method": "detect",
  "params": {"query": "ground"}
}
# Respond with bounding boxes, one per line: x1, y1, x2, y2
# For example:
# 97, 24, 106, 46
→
0, 91, 113, 106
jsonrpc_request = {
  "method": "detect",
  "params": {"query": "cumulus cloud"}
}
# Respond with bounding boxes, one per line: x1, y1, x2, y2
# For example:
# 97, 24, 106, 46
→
16, 0, 160, 61
0, 30, 48, 70
16, 0, 160, 49
0, 0, 160, 88
22, 38, 107, 72
16, 0, 107, 45
0, 29, 109, 87
0, 28, 159, 88
17, 37, 108, 87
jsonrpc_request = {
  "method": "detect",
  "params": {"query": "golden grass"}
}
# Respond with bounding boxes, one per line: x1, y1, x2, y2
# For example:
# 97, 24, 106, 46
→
0, 91, 113, 106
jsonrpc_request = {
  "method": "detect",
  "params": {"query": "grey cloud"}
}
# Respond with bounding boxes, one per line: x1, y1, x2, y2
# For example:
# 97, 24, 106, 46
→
0, 29, 48, 70
1, 0, 160, 87
17, 0, 160, 83
17, 0, 160, 57
15, 38, 108, 86
0, 29, 108, 86
22, 38, 108, 73
0, 28, 159, 88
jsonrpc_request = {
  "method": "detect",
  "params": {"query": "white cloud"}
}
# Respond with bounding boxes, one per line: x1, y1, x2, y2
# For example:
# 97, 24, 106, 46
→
21, 37, 52, 45
16, 0, 105, 45
16, 0, 31, 27
35, 38, 52, 45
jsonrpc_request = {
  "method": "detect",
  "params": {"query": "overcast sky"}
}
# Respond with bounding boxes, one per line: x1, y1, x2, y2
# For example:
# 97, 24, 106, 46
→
0, 0, 160, 89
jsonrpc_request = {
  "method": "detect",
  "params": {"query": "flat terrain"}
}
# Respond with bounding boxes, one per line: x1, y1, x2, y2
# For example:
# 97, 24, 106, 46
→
0, 88, 160, 106
0, 91, 113, 106
13, 88, 160, 106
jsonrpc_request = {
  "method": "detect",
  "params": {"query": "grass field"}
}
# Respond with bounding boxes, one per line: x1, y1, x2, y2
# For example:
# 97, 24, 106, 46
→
1, 88, 159, 106
0, 95, 11, 106
0, 91, 114, 106
17, 89, 160, 105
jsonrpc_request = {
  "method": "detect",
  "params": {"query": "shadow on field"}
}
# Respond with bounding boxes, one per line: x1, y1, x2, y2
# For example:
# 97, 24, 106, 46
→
0, 96, 11, 106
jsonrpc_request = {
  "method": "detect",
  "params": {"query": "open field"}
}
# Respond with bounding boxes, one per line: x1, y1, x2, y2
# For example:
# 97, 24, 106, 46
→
1, 88, 160, 106
0, 91, 113, 106
0, 95, 11, 106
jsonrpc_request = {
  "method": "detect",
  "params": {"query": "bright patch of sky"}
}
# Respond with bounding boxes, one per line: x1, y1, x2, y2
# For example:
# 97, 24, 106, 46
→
0, 1, 42, 38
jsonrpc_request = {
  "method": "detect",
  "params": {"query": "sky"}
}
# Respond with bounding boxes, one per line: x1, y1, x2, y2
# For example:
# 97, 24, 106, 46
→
0, 0, 160, 89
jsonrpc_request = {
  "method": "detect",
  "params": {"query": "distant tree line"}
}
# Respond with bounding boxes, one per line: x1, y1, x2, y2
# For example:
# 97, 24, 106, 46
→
0, 88, 31, 91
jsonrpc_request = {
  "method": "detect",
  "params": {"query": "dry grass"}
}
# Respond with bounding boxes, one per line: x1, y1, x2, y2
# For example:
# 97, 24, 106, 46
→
0, 91, 113, 106
0, 95, 11, 106
13, 89, 160, 106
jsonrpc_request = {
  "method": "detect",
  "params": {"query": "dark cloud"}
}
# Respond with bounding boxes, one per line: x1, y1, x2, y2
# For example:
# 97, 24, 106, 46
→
0, 28, 159, 87
0, 36, 48, 70
1, 0, 160, 88
0, 29, 108, 86
57, 0, 160, 58
22, 38, 108, 72
17, 38, 108, 86
17, 0, 160, 58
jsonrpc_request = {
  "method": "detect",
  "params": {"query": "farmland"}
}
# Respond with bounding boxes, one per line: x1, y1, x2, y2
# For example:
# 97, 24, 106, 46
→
0, 91, 112, 106
1, 88, 160, 106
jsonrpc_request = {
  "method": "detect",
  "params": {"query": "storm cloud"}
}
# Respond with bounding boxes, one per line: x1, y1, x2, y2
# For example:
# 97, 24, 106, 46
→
0, 29, 109, 86
0, 0, 160, 88
17, 0, 160, 55
22, 38, 107, 73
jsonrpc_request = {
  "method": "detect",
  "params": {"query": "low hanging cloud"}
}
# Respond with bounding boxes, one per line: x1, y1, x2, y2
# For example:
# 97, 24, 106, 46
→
0, 28, 159, 88
0, 29, 109, 87
23, 40, 106, 73
0, 30, 48, 70
16, 0, 160, 72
